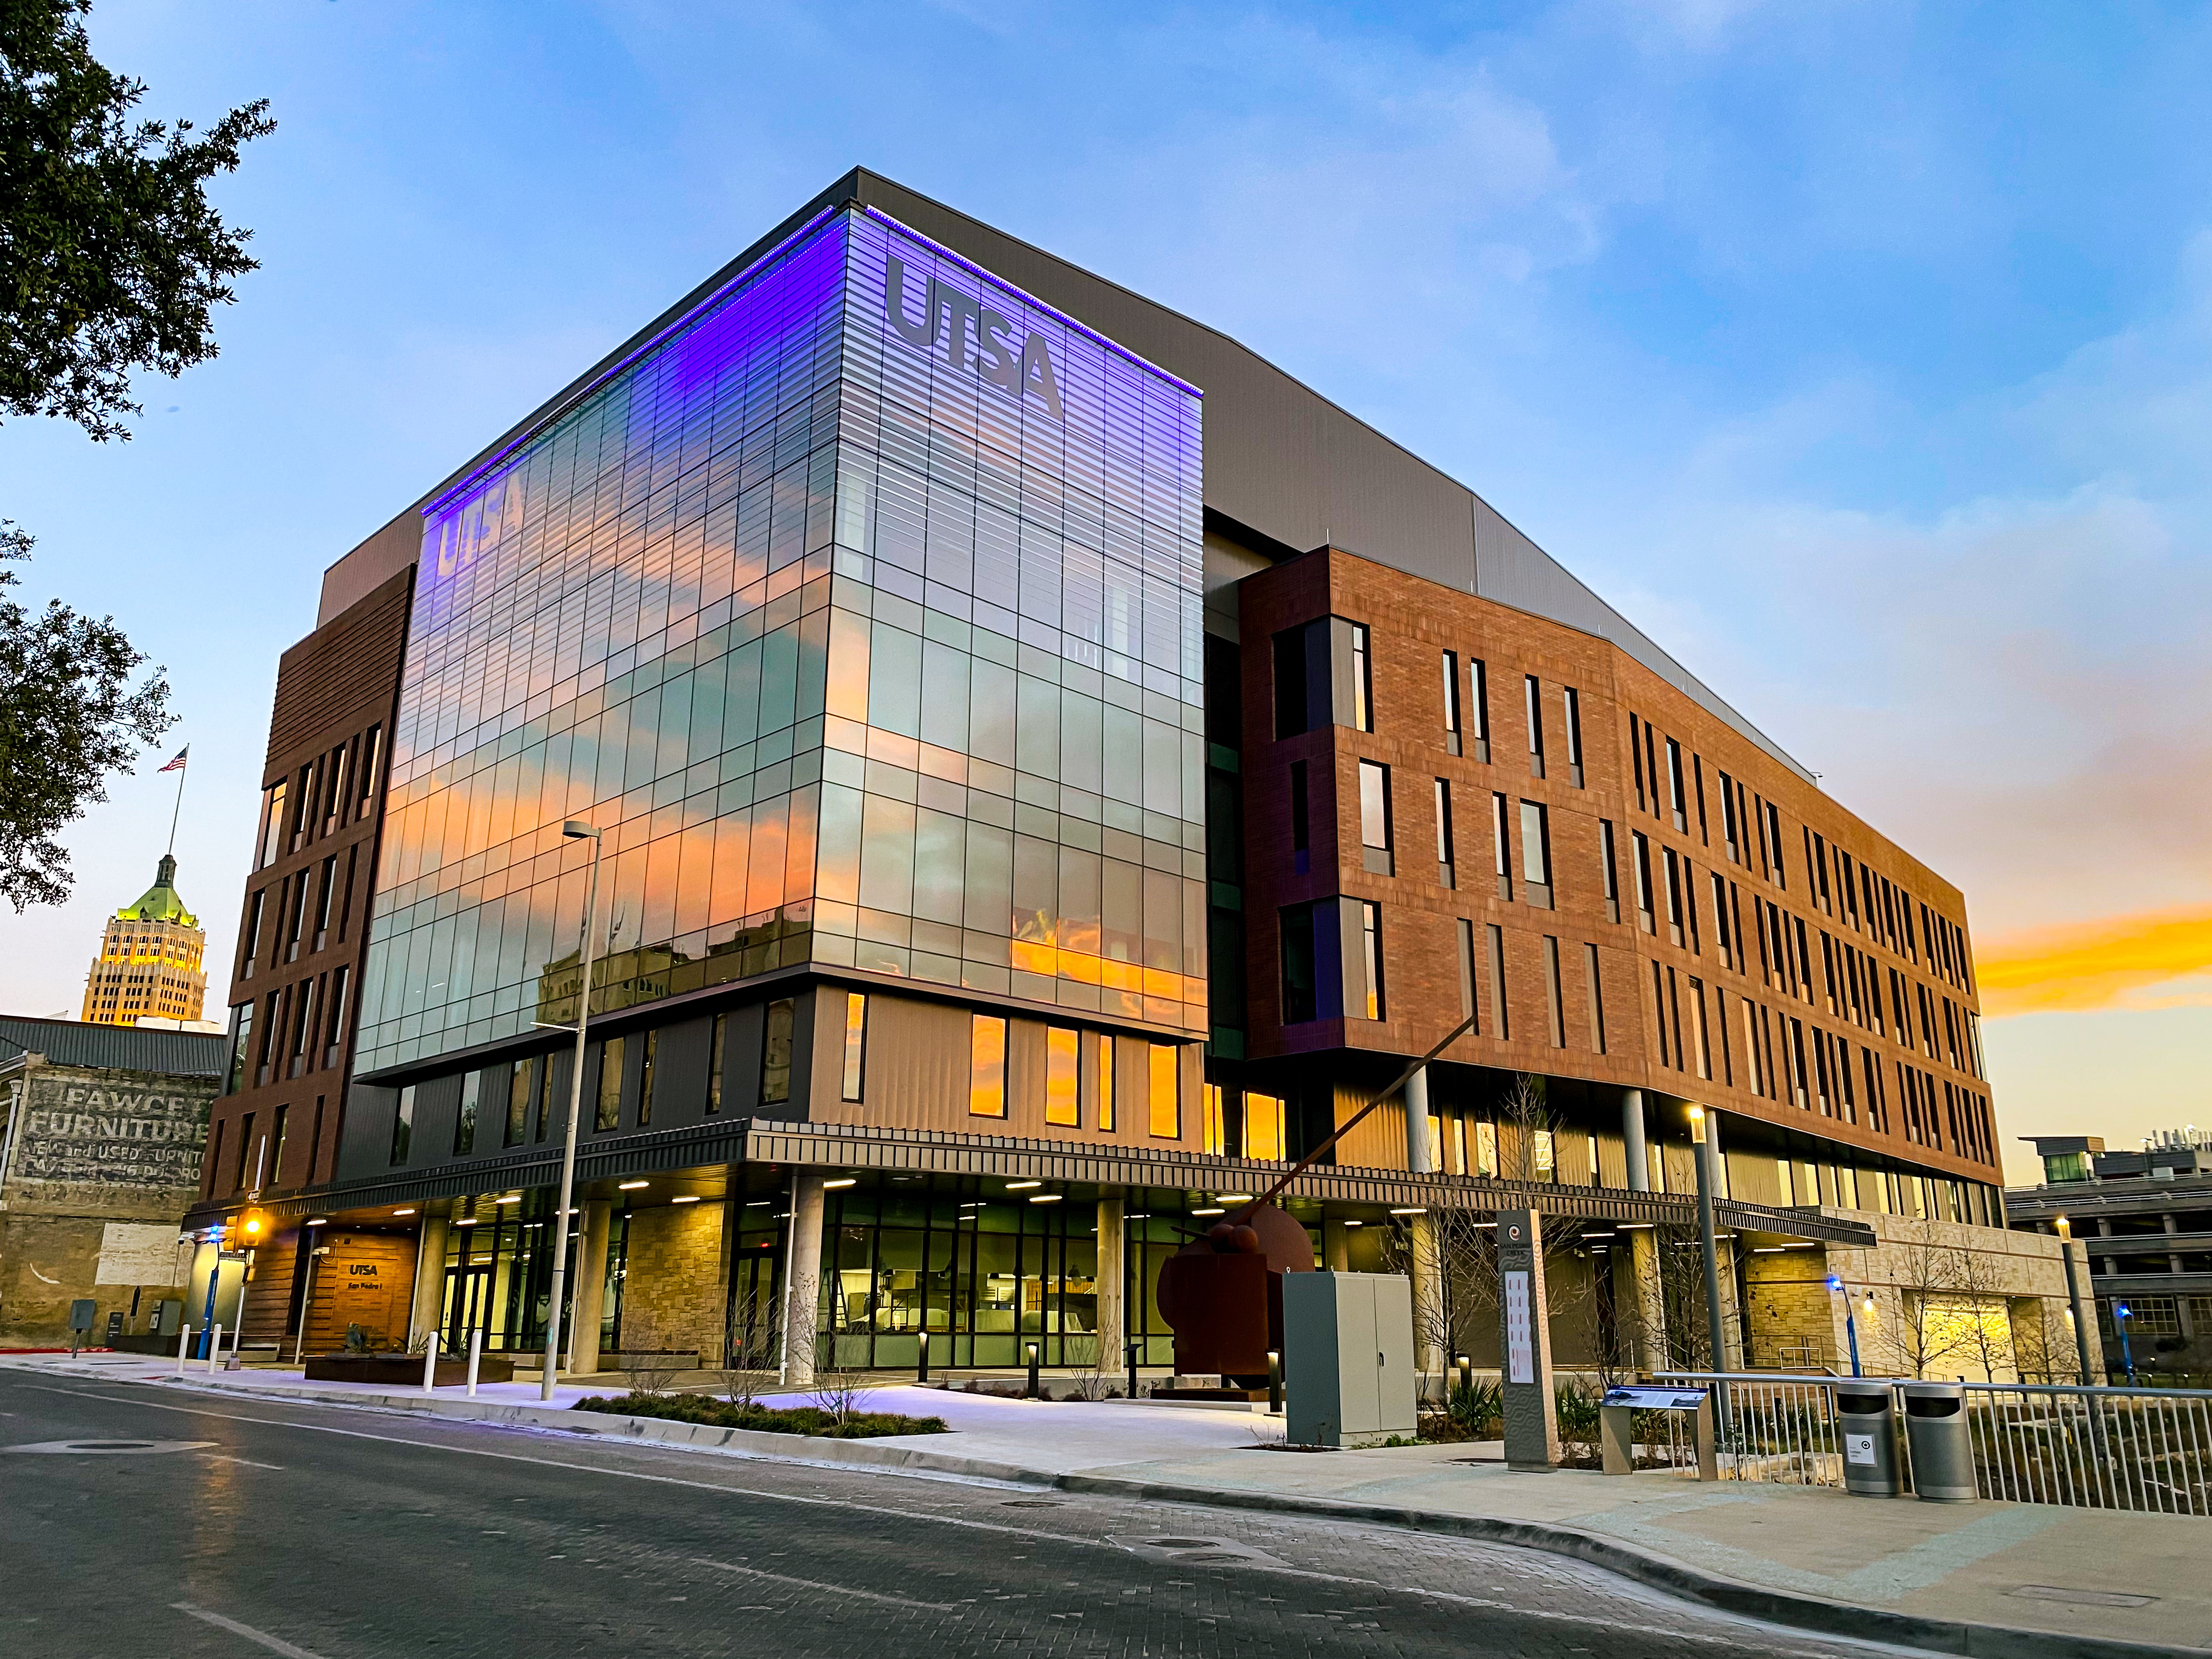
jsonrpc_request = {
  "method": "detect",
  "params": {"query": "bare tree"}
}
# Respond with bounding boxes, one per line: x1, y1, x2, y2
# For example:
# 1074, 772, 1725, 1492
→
719, 1285, 780, 1408
620, 1311, 686, 1398
1875, 1221, 1976, 1380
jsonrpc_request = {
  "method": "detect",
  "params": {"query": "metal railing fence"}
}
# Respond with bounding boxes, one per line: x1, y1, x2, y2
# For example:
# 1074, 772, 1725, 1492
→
1650, 1372, 2212, 1516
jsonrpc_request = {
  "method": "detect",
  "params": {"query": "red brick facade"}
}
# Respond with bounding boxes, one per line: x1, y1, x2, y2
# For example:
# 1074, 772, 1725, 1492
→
1238, 548, 1996, 1187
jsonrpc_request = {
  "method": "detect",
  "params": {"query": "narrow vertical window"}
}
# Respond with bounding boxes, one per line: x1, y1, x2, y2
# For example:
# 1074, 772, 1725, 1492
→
323, 963, 349, 1071
240, 889, 264, 980
1711, 873, 1732, 968
1475, 1118, 1499, 1178
1519, 800, 1551, 906
1562, 687, 1584, 786
1469, 658, 1491, 761
1663, 847, 1684, 946
1347, 621, 1373, 732
1765, 801, 1787, 887
1441, 651, 1463, 754
1148, 1042, 1180, 1137
1631, 831, 1654, 933
1692, 754, 1707, 843
1491, 793, 1513, 899
1288, 759, 1309, 873
1279, 904, 1317, 1023
1524, 675, 1545, 778
841, 993, 868, 1102
1434, 780, 1455, 888
235, 1111, 256, 1190
706, 1014, 726, 1114
1486, 923, 1510, 1040
506, 1057, 533, 1146
1202, 1082, 1226, 1154
1358, 900, 1384, 1019
1457, 918, 1478, 1026
1599, 820, 1620, 923
1689, 979, 1711, 1080
270, 1104, 290, 1187
596, 1035, 625, 1130
390, 1085, 414, 1165
312, 856, 336, 951
1719, 771, 1739, 862
1629, 714, 1646, 809
1651, 961, 1671, 1067
453, 1070, 479, 1155
1583, 943, 1606, 1053
224, 1000, 253, 1095
969, 1013, 1007, 1117
761, 999, 794, 1106
357, 723, 382, 812
1046, 1026, 1079, 1125
1542, 936, 1566, 1048
637, 1030, 657, 1126
258, 780, 286, 869
1358, 761, 1392, 874
1666, 738, 1686, 831
1095, 1032, 1116, 1131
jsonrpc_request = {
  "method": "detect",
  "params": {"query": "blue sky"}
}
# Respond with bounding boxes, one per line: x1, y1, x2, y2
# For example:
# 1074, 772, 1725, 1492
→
8, 1, 2211, 1178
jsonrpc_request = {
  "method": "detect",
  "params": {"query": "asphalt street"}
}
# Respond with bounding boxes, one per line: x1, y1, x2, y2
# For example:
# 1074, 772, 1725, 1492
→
0, 1370, 1922, 1659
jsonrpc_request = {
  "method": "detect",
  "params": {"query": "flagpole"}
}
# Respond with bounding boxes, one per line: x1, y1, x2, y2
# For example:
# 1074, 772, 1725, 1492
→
165, 750, 188, 856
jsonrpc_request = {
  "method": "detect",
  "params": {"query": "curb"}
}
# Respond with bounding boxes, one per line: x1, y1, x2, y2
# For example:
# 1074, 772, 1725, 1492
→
31, 1367, 2198, 1659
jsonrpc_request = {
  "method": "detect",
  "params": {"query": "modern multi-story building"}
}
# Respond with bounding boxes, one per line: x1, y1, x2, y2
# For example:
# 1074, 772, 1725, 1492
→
187, 171, 2046, 1383
2008, 1131, 2212, 1381
80, 854, 210, 1027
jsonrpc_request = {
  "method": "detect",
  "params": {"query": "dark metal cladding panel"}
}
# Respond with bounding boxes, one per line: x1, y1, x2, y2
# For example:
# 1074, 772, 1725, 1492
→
0, 1016, 226, 1077
1473, 497, 1812, 782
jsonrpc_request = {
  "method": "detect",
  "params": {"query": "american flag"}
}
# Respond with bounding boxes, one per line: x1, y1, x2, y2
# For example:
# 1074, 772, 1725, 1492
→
158, 746, 188, 772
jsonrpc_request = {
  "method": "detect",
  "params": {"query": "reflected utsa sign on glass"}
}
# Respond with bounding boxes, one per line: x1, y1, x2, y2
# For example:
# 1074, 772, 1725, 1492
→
884, 253, 1064, 420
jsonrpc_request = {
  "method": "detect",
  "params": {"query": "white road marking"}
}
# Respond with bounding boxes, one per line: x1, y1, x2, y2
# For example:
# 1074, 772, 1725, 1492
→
690, 1558, 959, 1610
202, 1453, 285, 1470
171, 1602, 329, 1658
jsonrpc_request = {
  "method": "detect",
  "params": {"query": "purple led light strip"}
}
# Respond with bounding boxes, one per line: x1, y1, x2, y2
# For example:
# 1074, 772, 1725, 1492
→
422, 203, 845, 517
859, 206, 1204, 401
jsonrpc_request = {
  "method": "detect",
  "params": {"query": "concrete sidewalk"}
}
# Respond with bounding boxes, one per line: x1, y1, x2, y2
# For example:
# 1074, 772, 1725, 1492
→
8, 1351, 2203, 1656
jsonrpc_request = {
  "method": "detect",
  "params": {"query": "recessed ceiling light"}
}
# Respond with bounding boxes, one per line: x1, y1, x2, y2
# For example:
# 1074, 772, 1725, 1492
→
1217, 1194, 1255, 1204
496, 1194, 522, 1205
1029, 1194, 1062, 1204
670, 1194, 701, 1204
1389, 1207, 1426, 1216
1344, 1220, 1363, 1228
1192, 1206, 1224, 1216
454, 1218, 477, 1227
824, 1178, 857, 1189
1005, 1180, 1041, 1190
305, 1217, 328, 1227
393, 1208, 415, 1216
618, 1180, 648, 1190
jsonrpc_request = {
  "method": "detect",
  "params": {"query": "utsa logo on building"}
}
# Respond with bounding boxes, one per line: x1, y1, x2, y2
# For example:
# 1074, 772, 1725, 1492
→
884, 253, 1064, 421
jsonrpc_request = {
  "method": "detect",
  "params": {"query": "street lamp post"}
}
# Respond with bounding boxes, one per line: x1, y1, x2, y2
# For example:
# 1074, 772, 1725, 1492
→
1827, 1276, 1863, 1376
540, 821, 605, 1403
1688, 1106, 1731, 1443
2053, 1215, 2095, 1385
2113, 1302, 2136, 1385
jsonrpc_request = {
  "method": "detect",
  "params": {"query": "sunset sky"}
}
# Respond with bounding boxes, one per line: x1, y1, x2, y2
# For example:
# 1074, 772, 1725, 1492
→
5, 2, 2208, 1184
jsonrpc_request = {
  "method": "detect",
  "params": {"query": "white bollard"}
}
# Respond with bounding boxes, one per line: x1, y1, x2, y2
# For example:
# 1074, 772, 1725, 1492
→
421, 1339, 439, 1394
176, 1322, 191, 1376
207, 1324, 223, 1373
465, 1328, 483, 1397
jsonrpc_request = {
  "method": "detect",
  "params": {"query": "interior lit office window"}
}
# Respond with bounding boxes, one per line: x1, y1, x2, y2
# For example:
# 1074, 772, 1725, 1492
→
1358, 899, 1385, 1020
1148, 1042, 1179, 1137
970, 1014, 1007, 1118
1094, 1031, 1115, 1130
1045, 1026, 1079, 1125
1243, 1092, 1285, 1160
841, 993, 868, 1102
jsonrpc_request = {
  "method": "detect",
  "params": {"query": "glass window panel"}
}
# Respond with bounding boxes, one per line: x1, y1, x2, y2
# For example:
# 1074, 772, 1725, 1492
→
1148, 1043, 1179, 1138
1045, 1026, 1079, 1125
969, 1014, 1007, 1117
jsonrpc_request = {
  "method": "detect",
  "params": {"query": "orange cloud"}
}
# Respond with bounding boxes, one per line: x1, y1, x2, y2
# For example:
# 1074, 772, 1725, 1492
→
1978, 909, 2212, 1015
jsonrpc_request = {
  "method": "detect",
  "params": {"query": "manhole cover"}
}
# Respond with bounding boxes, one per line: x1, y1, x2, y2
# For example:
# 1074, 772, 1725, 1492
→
5, 1439, 217, 1455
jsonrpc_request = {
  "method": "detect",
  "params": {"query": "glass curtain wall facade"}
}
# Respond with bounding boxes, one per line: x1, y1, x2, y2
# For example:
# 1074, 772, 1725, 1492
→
357, 206, 1206, 1075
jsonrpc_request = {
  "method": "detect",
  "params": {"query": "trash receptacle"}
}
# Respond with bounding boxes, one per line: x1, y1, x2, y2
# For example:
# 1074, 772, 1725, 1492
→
1900, 1381, 1977, 1502
1835, 1384, 1901, 1497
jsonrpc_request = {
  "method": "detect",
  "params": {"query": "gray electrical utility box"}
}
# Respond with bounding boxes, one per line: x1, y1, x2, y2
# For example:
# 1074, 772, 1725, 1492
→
1282, 1271, 1418, 1447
